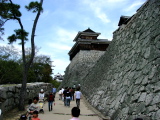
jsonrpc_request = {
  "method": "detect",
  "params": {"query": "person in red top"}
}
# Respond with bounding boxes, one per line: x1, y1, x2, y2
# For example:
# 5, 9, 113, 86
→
31, 111, 40, 120
48, 92, 55, 111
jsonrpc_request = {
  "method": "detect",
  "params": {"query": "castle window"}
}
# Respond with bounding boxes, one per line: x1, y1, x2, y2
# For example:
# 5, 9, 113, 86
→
86, 36, 92, 39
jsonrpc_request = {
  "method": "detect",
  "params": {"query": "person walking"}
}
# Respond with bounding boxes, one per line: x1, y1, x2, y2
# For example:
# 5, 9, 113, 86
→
74, 88, 81, 108
70, 87, 75, 101
58, 88, 62, 100
63, 87, 68, 106
52, 86, 57, 95
66, 88, 71, 107
61, 87, 64, 101
39, 89, 45, 102
47, 92, 55, 111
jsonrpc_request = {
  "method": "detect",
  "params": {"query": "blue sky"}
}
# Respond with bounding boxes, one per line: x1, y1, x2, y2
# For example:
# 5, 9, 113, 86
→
0, 0, 146, 76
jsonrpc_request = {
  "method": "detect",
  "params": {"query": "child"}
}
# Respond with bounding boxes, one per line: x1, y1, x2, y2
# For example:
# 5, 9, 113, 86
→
19, 114, 27, 120
69, 107, 80, 120
27, 97, 40, 114
32, 111, 40, 120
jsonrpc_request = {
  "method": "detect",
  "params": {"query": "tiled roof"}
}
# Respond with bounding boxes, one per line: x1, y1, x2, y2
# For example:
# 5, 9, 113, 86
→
83, 28, 96, 33
118, 16, 131, 26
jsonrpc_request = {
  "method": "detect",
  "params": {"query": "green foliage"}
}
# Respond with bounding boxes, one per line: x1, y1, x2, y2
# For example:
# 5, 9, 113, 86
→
1, 0, 44, 110
0, 57, 53, 84
27, 69, 36, 83
49, 80, 61, 88
7, 29, 28, 44
25, 1, 43, 13
0, 59, 22, 84
0, 45, 54, 84
0, 2, 21, 19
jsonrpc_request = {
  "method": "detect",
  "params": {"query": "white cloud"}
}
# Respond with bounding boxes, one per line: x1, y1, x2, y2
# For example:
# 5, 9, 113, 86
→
53, 58, 70, 75
123, 0, 146, 12
95, 8, 110, 23
56, 28, 77, 42
81, 0, 111, 23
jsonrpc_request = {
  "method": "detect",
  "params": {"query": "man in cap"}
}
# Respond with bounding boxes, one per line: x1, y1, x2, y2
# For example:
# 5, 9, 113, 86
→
39, 89, 45, 102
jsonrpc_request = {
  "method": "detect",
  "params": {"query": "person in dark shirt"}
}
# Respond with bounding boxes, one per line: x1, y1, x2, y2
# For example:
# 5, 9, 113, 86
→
47, 92, 55, 111
66, 88, 72, 107
63, 87, 68, 106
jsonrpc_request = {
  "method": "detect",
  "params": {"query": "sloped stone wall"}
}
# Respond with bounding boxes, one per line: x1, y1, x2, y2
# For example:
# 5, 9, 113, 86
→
61, 50, 105, 87
62, 0, 160, 119
0, 82, 52, 115
82, 0, 160, 119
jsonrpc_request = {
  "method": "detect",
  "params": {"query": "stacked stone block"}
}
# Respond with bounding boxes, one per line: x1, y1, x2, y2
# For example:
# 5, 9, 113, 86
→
62, 0, 160, 119
81, 0, 160, 119
0, 82, 52, 115
61, 50, 105, 87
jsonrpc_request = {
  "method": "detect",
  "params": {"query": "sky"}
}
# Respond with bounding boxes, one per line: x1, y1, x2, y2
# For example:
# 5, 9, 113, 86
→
0, 0, 147, 76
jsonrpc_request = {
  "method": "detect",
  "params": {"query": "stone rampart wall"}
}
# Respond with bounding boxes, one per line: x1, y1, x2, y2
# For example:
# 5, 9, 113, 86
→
61, 50, 105, 87
0, 82, 52, 115
62, 0, 160, 119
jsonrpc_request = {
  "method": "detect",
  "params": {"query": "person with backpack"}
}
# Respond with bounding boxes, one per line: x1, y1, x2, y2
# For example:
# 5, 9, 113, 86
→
63, 87, 68, 106
47, 92, 55, 111
66, 88, 72, 107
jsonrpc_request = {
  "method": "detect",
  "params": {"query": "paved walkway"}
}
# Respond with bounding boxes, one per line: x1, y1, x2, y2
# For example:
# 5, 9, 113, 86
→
38, 94, 102, 120
3, 93, 109, 120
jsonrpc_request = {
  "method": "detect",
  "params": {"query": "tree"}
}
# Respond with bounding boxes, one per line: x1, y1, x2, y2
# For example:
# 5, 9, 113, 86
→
0, 0, 44, 110
0, 45, 22, 84
0, 0, 7, 40
31, 55, 53, 82
0, 45, 53, 84
0, 59, 22, 84
0, 45, 20, 61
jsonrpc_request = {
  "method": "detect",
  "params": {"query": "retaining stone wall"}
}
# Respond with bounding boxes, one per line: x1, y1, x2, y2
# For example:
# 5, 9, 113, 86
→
61, 50, 105, 87
62, 0, 160, 119
0, 82, 52, 116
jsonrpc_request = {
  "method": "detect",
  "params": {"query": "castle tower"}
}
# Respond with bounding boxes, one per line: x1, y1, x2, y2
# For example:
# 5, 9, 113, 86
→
62, 28, 111, 86
69, 28, 110, 60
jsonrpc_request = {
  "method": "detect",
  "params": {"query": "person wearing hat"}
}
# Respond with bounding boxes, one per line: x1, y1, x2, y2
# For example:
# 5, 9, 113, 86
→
39, 89, 45, 102
19, 114, 27, 120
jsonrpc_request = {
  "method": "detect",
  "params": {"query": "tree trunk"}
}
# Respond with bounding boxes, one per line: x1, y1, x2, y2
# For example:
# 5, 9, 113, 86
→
18, 65, 27, 110
18, 0, 44, 110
